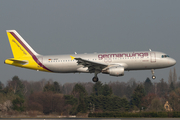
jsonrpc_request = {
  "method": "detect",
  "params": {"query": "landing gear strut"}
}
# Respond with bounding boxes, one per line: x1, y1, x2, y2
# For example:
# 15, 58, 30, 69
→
151, 69, 156, 79
92, 72, 99, 82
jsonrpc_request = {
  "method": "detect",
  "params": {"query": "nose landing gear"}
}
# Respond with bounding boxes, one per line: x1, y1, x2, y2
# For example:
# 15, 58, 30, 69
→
151, 69, 156, 79
152, 75, 156, 79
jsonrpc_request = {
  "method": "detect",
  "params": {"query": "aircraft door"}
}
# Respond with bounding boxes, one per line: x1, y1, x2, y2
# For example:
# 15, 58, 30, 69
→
150, 52, 156, 62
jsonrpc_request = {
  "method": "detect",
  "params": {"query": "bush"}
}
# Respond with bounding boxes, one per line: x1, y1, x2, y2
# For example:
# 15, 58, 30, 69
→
88, 111, 180, 118
12, 97, 25, 111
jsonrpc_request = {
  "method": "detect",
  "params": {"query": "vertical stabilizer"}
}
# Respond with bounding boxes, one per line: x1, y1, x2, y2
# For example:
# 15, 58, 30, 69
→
6, 30, 39, 58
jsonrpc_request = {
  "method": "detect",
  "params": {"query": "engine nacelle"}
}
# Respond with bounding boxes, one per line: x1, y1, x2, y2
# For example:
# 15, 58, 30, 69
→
102, 66, 124, 76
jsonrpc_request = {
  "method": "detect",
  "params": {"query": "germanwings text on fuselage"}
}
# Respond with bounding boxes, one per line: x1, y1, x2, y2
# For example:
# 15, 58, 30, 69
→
98, 52, 148, 59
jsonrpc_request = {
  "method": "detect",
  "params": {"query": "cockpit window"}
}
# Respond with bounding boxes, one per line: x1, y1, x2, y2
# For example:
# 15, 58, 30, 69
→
162, 55, 170, 58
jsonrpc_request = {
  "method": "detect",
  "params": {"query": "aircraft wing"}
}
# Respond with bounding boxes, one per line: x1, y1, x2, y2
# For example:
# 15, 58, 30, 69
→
70, 56, 107, 73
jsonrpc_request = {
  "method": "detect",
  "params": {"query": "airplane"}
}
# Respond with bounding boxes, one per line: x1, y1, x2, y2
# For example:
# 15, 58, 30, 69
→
4, 30, 176, 82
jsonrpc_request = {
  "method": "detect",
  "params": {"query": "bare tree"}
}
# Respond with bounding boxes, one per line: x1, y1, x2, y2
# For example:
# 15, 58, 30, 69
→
80, 82, 94, 95
62, 83, 76, 95
173, 67, 177, 87
7, 80, 17, 94
22, 80, 28, 96
0, 81, 4, 89
109, 81, 127, 97
7, 76, 24, 97
28, 91, 65, 114
149, 97, 164, 112
157, 79, 168, 97
168, 69, 173, 85
39, 79, 47, 91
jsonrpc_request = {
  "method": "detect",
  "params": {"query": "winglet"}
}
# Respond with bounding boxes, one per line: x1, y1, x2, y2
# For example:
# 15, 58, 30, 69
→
70, 55, 75, 60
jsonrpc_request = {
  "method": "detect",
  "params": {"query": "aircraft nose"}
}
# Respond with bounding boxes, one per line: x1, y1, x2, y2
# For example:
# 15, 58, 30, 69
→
170, 58, 176, 66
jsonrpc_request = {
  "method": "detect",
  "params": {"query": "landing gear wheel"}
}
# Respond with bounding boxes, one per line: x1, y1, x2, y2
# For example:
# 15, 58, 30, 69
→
152, 75, 156, 79
151, 69, 156, 80
92, 77, 99, 82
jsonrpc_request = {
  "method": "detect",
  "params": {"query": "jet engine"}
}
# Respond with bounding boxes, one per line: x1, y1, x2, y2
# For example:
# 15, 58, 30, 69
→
102, 66, 124, 76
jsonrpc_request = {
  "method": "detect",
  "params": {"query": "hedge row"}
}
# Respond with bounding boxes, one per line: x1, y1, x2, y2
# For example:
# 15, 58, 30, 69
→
88, 112, 180, 118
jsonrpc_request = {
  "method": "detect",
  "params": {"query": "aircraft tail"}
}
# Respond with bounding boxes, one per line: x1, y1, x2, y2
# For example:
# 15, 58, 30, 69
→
5, 30, 51, 72
6, 30, 39, 58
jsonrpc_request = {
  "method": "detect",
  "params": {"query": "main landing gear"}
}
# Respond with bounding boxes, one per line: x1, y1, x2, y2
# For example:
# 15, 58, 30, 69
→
151, 69, 156, 80
92, 76, 99, 82
92, 72, 99, 82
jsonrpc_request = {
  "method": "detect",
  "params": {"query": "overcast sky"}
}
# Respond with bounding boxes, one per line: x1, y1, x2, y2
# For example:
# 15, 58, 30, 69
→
0, 0, 179, 85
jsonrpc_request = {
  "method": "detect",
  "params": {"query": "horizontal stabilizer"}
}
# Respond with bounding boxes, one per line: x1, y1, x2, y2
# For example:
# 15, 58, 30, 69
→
5, 58, 28, 64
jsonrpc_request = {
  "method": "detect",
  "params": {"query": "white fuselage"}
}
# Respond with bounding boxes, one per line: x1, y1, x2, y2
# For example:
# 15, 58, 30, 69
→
40, 51, 176, 73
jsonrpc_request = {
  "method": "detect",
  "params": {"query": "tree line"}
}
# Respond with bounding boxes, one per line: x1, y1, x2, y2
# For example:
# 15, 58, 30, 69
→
0, 68, 180, 116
